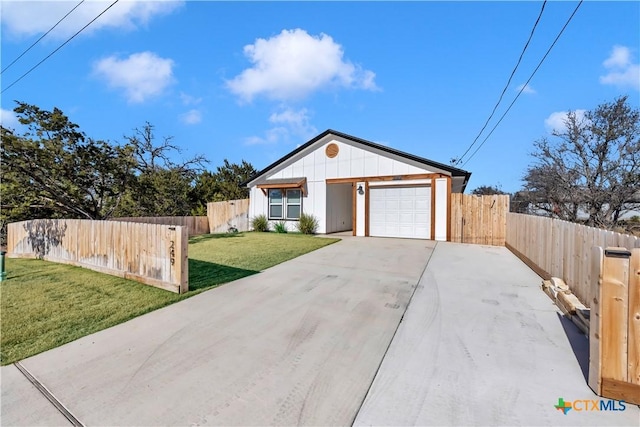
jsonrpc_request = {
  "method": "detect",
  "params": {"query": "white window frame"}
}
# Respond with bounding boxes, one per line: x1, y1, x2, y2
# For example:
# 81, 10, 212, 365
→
268, 188, 302, 220
285, 189, 302, 220
268, 189, 284, 219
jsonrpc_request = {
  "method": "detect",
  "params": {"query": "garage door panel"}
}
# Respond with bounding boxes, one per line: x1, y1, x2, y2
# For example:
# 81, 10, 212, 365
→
399, 200, 414, 210
415, 212, 430, 222
415, 199, 429, 210
369, 186, 431, 239
399, 213, 414, 222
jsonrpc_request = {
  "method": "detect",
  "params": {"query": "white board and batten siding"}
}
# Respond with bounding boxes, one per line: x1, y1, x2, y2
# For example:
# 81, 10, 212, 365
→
249, 136, 451, 240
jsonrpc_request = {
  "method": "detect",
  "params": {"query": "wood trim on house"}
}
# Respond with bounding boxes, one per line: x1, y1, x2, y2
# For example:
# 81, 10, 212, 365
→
365, 181, 370, 237
352, 183, 357, 236
326, 173, 447, 185
446, 175, 452, 242
430, 177, 436, 240
257, 178, 307, 196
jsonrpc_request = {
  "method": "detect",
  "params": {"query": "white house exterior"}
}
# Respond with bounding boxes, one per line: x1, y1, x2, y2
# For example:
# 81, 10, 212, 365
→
245, 130, 471, 241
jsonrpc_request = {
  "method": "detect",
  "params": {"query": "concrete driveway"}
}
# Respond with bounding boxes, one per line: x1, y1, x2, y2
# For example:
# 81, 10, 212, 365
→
3, 238, 638, 426
354, 242, 640, 426
1, 236, 435, 426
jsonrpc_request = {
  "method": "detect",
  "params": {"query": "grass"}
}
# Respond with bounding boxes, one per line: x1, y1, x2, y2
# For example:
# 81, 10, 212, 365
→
0, 232, 338, 365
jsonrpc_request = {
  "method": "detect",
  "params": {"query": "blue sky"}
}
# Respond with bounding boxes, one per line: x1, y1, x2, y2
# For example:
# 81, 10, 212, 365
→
1, 1, 638, 193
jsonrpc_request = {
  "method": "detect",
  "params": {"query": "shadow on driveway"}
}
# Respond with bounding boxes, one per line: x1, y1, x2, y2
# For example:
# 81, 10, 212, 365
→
557, 312, 589, 383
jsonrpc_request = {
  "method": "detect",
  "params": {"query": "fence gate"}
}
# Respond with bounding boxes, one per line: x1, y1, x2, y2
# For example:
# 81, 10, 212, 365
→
589, 247, 640, 405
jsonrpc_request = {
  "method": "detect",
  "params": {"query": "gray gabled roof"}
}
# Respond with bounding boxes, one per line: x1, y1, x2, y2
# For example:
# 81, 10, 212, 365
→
245, 129, 471, 191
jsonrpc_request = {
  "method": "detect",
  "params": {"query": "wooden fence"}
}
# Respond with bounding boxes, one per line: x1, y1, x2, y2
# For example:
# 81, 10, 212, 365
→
114, 216, 209, 236
207, 199, 250, 233
7, 219, 188, 293
589, 247, 640, 405
450, 194, 509, 246
505, 213, 640, 307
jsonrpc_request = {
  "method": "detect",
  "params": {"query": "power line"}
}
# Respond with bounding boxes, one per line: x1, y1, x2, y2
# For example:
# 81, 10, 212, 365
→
462, 0, 584, 168
1, 0, 86, 75
1, 0, 119, 95
454, 1, 547, 166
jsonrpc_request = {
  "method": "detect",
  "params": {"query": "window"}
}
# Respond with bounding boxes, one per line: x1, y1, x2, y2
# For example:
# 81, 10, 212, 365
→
269, 189, 283, 219
268, 188, 302, 220
286, 189, 301, 219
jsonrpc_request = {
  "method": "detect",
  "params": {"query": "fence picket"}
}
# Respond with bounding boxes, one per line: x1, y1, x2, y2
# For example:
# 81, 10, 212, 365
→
113, 216, 209, 236
506, 213, 640, 306
207, 199, 251, 233
590, 246, 640, 405
450, 194, 508, 246
7, 219, 187, 293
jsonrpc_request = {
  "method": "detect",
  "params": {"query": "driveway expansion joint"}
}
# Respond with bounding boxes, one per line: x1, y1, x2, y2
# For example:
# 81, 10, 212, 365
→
14, 361, 83, 427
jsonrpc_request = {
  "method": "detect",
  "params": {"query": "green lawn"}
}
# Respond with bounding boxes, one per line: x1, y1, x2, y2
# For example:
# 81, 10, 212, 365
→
0, 232, 338, 365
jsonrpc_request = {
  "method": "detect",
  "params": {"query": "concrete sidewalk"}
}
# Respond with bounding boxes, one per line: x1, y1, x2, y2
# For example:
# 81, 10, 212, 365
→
1, 236, 435, 426
354, 242, 640, 426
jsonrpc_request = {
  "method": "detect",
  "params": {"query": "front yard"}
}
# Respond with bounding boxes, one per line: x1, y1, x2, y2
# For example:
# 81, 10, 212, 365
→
0, 232, 338, 365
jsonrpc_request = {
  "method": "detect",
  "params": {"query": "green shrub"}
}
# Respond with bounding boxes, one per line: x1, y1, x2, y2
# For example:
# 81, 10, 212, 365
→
251, 215, 269, 232
297, 213, 319, 235
274, 221, 288, 233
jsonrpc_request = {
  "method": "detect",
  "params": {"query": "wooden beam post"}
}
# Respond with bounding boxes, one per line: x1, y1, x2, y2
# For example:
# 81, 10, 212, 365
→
600, 247, 630, 383
588, 246, 604, 395
629, 248, 640, 386
595, 247, 640, 404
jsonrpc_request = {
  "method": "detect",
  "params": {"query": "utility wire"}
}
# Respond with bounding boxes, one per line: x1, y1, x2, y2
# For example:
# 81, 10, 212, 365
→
1, 0, 86, 75
454, 1, 547, 166
1, 0, 119, 95
461, 0, 584, 168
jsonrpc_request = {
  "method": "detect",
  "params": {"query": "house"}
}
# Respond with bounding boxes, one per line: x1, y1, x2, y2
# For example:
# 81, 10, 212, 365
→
245, 130, 471, 240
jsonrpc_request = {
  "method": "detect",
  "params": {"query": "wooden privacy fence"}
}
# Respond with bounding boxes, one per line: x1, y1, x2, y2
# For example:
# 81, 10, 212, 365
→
7, 219, 188, 293
114, 216, 209, 236
506, 213, 640, 307
589, 247, 640, 405
207, 199, 250, 233
450, 194, 509, 246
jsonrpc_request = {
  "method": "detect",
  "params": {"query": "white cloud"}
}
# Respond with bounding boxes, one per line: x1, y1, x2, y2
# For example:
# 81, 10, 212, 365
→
245, 107, 318, 145
227, 28, 379, 102
544, 109, 587, 133
269, 108, 317, 138
600, 45, 640, 90
179, 109, 202, 125
1, 0, 184, 39
603, 45, 631, 68
180, 92, 202, 106
516, 83, 536, 94
93, 51, 175, 103
0, 108, 20, 129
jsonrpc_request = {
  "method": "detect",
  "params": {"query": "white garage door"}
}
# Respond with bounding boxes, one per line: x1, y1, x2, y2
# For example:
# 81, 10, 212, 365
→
369, 186, 431, 239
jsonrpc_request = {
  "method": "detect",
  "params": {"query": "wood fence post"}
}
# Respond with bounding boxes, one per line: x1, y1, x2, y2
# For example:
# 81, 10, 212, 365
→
593, 246, 640, 405
600, 248, 630, 384
588, 246, 604, 395
630, 248, 640, 386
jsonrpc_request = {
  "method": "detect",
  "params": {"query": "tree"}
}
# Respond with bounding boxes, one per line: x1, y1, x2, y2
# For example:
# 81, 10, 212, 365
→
113, 123, 209, 217
1, 103, 135, 221
471, 185, 507, 196
521, 96, 640, 229
1, 104, 211, 235
191, 159, 257, 210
